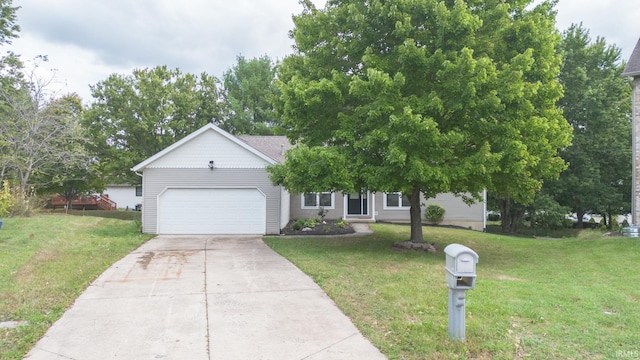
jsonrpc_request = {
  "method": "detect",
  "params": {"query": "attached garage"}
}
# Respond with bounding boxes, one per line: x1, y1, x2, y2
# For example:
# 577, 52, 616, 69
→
157, 188, 266, 235
132, 123, 291, 235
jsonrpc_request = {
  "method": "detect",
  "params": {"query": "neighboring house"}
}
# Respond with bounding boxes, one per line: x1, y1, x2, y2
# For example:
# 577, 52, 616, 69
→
132, 123, 485, 235
103, 184, 143, 210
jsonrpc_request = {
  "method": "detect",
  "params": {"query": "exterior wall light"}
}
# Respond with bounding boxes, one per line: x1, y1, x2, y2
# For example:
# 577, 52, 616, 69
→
208, 160, 215, 170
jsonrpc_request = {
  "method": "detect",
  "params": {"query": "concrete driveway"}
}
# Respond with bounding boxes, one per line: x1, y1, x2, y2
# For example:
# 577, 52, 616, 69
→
24, 235, 386, 360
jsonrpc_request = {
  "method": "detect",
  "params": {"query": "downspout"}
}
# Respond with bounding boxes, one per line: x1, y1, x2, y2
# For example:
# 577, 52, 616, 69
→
371, 191, 376, 222
483, 189, 487, 232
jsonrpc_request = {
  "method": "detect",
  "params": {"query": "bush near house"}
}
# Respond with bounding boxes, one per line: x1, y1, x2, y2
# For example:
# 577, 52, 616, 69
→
283, 219, 354, 235
424, 204, 445, 225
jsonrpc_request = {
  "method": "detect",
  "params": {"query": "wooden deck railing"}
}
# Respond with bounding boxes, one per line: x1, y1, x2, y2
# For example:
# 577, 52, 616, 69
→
96, 195, 117, 210
49, 194, 118, 210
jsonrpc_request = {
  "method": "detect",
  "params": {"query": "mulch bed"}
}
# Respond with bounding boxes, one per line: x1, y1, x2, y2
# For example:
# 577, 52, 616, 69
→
281, 220, 355, 236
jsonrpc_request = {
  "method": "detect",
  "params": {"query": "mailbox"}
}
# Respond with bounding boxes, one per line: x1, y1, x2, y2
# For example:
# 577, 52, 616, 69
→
444, 244, 478, 290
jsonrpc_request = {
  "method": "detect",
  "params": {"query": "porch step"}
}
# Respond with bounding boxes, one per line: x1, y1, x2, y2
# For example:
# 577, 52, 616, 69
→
344, 218, 376, 223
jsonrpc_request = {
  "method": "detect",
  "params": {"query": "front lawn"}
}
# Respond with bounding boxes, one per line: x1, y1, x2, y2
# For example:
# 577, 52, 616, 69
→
0, 214, 153, 359
264, 223, 640, 359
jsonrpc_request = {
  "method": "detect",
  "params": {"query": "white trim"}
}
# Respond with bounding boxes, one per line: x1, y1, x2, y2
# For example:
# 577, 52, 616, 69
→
383, 192, 411, 210
301, 192, 335, 210
156, 185, 266, 200
132, 123, 277, 172
342, 194, 347, 219
482, 189, 487, 232
343, 191, 372, 217
372, 192, 376, 221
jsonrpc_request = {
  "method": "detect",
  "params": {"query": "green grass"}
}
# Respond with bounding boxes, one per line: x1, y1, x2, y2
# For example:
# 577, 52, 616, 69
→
0, 214, 153, 359
264, 223, 640, 360
43, 209, 143, 221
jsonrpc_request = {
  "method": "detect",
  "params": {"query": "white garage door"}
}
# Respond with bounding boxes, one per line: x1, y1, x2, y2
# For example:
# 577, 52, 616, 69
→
158, 188, 266, 234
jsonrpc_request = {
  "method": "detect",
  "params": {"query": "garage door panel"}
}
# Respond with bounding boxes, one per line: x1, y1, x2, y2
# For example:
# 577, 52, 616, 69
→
158, 188, 266, 235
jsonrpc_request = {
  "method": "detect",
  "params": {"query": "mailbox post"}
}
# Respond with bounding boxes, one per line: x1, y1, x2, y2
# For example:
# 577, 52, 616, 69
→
444, 244, 478, 341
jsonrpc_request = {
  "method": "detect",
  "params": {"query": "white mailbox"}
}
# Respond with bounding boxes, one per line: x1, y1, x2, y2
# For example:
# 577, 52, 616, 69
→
444, 244, 478, 290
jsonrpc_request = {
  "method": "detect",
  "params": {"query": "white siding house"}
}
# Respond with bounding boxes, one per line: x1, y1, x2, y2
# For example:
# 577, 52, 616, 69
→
132, 123, 486, 235
103, 185, 142, 210
132, 123, 290, 235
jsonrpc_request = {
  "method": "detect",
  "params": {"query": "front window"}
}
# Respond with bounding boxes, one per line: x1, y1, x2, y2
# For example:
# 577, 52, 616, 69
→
302, 192, 334, 209
135, 186, 142, 197
384, 192, 410, 209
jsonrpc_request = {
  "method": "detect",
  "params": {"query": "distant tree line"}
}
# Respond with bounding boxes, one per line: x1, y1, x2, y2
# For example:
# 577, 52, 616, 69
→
489, 24, 632, 232
0, 0, 633, 234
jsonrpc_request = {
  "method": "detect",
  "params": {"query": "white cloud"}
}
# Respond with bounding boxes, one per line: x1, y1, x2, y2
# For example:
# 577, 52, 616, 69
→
6, 0, 640, 103
10, 0, 313, 101
553, 0, 640, 61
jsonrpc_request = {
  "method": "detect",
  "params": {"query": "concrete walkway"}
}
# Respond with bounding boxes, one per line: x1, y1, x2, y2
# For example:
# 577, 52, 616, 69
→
24, 235, 386, 360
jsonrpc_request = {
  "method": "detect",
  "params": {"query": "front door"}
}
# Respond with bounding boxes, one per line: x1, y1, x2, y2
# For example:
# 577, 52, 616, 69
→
347, 192, 368, 216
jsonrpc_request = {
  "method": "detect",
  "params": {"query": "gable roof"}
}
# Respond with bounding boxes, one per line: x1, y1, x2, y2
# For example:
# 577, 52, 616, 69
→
238, 135, 292, 163
622, 37, 640, 77
131, 123, 281, 172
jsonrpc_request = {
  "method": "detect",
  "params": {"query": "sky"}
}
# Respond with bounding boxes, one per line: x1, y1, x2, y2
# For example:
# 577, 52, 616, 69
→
7, 0, 640, 104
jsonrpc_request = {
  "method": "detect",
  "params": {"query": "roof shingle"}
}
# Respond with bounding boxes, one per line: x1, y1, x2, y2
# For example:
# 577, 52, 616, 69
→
622, 37, 640, 77
238, 135, 292, 163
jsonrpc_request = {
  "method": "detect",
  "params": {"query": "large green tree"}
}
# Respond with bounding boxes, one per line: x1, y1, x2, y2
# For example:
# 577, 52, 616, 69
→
35, 94, 104, 205
0, 0, 22, 181
546, 24, 632, 229
84, 66, 222, 184
221, 55, 281, 135
269, 0, 571, 242
0, 0, 18, 45
0, 1, 98, 207
0, 82, 89, 193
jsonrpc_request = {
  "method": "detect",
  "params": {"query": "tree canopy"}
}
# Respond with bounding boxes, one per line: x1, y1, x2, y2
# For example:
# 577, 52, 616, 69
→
0, 80, 89, 193
83, 66, 223, 184
546, 24, 632, 229
221, 55, 281, 135
0, 0, 18, 46
269, 0, 571, 241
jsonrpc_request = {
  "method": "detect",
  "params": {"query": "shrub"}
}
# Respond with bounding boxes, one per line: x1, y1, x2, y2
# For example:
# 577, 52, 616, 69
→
10, 190, 43, 217
0, 180, 12, 217
291, 219, 305, 231
336, 219, 348, 229
304, 218, 321, 228
561, 218, 575, 229
528, 194, 570, 230
487, 212, 501, 221
318, 207, 328, 220
424, 204, 445, 225
0, 182, 42, 217
622, 219, 630, 228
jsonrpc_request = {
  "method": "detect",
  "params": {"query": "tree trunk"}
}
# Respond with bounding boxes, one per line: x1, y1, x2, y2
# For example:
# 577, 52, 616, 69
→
509, 210, 525, 233
499, 197, 511, 233
409, 186, 424, 243
498, 196, 525, 233
576, 209, 585, 229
